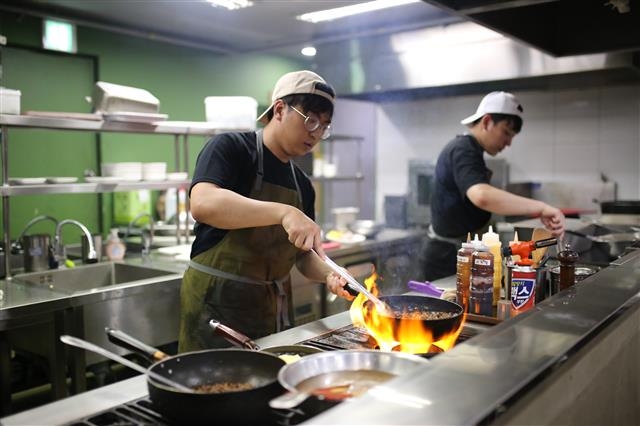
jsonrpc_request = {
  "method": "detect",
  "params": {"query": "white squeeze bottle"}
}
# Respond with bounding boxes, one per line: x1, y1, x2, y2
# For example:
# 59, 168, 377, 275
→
482, 226, 502, 306
105, 228, 126, 261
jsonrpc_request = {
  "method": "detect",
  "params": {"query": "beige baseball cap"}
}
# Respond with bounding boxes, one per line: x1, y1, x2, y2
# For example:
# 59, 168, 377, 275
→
461, 91, 523, 125
257, 70, 335, 124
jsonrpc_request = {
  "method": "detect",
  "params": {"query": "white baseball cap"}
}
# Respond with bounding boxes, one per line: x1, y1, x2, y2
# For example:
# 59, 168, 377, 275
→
460, 91, 523, 125
257, 70, 335, 124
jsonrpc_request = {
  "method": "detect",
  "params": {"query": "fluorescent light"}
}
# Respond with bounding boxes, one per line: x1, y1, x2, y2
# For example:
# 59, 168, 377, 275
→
42, 18, 77, 53
206, 0, 253, 10
301, 46, 317, 57
297, 0, 421, 23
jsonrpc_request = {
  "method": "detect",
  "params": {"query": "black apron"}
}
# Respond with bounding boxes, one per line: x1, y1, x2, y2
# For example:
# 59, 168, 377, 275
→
179, 130, 303, 352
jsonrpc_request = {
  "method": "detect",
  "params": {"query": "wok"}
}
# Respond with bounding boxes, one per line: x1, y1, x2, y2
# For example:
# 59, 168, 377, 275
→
363, 295, 464, 343
270, 350, 430, 409
564, 229, 640, 259
209, 319, 322, 359
104, 328, 284, 425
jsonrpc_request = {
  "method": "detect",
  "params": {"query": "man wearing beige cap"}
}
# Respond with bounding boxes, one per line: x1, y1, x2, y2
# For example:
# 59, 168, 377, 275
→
179, 70, 351, 351
423, 91, 565, 281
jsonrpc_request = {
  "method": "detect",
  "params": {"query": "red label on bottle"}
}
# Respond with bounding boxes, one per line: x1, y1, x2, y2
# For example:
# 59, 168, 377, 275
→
511, 266, 536, 315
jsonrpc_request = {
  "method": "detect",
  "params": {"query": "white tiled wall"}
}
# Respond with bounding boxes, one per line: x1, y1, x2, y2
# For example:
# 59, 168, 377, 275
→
375, 84, 640, 221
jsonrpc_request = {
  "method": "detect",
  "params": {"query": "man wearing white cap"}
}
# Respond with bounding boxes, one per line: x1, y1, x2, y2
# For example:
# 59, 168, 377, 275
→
180, 70, 351, 351
423, 91, 565, 281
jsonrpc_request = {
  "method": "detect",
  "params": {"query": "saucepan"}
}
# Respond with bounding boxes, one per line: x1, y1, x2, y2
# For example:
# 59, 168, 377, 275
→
363, 295, 464, 343
100, 328, 284, 425
209, 319, 322, 361
269, 349, 430, 410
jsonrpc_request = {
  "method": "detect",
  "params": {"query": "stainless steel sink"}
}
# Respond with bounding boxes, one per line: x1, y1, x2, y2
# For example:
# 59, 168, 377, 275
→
12, 262, 175, 294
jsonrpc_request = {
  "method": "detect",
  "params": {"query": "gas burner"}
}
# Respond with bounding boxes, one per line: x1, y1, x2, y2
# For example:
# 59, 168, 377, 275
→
64, 397, 321, 426
299, 324, 478, 354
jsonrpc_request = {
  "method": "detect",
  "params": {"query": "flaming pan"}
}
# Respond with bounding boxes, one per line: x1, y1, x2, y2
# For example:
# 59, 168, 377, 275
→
363, 295, 464, 342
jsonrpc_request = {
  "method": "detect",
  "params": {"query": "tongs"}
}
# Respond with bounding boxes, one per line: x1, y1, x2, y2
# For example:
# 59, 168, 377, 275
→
312, 249, 388, 313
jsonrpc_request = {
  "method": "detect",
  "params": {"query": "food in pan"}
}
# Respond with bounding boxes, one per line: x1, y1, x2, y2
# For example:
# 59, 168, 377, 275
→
386, 307, 458, 321
278, 353, 302, 364
193, 381, 254, 394
297, 370, 397, 400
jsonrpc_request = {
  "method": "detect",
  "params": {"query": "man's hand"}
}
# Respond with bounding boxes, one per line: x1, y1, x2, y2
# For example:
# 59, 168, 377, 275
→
326, 271, 355, 301
540, 204, 565, 237
281, 207, 325, 257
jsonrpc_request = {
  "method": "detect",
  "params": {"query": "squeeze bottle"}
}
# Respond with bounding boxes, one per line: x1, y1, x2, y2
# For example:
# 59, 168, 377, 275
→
482, 226, 502, 306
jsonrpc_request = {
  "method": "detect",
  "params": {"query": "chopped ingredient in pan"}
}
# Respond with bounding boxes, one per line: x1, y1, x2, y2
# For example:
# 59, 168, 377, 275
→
193, 382, 254, 393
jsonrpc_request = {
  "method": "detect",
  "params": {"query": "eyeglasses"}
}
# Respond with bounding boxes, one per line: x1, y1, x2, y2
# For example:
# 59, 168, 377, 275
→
288, 104, 331, 140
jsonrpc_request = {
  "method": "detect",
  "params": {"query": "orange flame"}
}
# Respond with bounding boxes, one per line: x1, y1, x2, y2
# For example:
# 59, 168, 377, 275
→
349, 271, 464, 354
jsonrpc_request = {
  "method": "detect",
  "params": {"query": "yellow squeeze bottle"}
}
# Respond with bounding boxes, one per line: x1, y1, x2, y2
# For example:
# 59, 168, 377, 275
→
482, 226, 502, 306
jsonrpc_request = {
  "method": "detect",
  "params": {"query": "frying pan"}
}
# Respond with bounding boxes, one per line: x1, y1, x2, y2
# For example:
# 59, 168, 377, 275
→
104, 328, 284, 425
209, 319, 322, 359
363, 295, 464, 343
270, 350, 430, 409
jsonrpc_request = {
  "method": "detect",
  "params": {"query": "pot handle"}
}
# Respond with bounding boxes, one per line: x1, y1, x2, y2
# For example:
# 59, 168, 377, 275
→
269, 391, 312, 410
105, 327, 169, 362
208, 319, 260, 350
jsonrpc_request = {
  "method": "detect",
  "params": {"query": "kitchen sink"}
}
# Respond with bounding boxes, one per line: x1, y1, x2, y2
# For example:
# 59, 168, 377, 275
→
12, 262, 176, 294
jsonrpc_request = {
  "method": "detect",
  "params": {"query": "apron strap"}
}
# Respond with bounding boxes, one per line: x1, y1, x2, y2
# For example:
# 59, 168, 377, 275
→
188, 260, 291, 330
254, 129, 303, 206
253, 130, 265, 193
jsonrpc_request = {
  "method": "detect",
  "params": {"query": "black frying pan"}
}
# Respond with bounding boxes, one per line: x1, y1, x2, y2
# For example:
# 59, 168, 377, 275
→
105, 328, 284, 425
363, 295, 464, 343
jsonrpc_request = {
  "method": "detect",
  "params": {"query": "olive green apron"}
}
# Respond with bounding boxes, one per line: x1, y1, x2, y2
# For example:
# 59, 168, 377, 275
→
178, 130, 303, 352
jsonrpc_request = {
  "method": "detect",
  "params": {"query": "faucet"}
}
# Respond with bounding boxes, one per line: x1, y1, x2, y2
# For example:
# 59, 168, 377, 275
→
126, 212, 155, 256
52, 219, 97, 267
11, 215, 58, 254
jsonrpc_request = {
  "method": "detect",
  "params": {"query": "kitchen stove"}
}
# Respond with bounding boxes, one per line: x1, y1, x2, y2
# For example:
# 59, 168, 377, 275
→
61, 395, 332, 426
59, 324, 483, 426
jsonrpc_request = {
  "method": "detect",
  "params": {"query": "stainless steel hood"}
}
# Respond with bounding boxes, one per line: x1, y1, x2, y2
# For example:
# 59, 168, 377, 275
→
422, 0, 640, 57
313, 21, 640, 101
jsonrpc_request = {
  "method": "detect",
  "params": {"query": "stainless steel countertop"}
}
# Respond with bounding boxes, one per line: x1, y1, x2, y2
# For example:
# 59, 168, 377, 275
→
0, 228, 425, 328
10, 230, 640, 425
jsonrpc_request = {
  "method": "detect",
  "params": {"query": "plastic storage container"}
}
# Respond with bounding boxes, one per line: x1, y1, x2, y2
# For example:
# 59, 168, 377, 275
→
204, 96, 258, 129
0, 88, 21, 115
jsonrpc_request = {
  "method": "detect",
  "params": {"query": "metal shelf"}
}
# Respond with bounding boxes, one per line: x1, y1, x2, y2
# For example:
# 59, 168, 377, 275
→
0, 114, 249, 136
310, 174, 364, 182
0, 180, 190, 196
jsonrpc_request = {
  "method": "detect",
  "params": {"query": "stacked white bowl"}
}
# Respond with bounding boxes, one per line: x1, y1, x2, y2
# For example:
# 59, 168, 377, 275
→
101, 162, 143, 181
142, 162, 167, 181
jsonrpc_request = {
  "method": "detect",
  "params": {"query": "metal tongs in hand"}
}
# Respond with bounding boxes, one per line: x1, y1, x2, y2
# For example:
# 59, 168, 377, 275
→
312, 249, 388, 313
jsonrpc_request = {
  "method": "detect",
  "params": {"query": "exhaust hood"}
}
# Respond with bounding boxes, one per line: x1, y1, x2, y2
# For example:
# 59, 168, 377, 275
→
314, 21, 640, 101
421, 0, 640, 57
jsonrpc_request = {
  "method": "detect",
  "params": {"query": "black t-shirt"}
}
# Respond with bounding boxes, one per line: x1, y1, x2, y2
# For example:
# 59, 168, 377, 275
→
430, 134, 492, 238
189, 131, 316, 258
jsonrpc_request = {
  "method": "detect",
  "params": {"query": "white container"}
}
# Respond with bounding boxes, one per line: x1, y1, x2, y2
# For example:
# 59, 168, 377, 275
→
0, 88, 21, 115
204, 96, 257, 130
92, 81, 160, 114
331, 207, 360, 231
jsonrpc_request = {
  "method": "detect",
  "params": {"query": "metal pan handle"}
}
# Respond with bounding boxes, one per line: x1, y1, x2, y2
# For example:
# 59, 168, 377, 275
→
209, 319, 260, 350
105, 327, 169, 362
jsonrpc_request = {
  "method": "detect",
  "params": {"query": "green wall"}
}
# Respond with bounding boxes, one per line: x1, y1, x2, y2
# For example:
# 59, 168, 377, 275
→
0, 10, 306, 241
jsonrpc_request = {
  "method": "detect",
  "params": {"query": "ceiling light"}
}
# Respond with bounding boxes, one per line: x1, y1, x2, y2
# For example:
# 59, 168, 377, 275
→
206, 0, 253, 10
301, 46, 317, 57
297, 0, 421, 23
